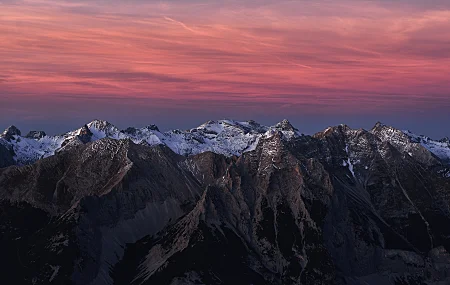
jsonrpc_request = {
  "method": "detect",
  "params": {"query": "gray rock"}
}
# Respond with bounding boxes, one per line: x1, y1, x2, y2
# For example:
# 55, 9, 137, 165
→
1, 125, 21, 141
25, 131, 47, 139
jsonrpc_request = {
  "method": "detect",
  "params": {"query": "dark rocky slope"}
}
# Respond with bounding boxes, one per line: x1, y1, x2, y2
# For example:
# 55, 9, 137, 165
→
0, 123, 450, 285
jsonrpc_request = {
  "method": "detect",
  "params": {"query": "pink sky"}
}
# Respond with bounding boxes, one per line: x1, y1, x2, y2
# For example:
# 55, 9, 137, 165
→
1, 0, 449, 136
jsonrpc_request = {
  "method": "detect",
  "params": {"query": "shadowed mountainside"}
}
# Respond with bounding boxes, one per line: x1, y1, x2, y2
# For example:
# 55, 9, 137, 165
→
1, 121, 450, 285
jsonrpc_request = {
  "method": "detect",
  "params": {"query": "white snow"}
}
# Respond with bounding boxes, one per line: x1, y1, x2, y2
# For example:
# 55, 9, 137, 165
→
403, 130, 450, 162
10, 135, 66, 165
347, 158, 355, 177
342, 158, 355, 177
344, 144, 355, 177
4, 120, 448, 167
2, 119, 301, 165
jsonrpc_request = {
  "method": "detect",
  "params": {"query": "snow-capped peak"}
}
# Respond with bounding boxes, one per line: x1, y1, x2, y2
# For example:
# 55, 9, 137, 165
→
274, 119, 297, 132
1, 119, 302, 165
3, 120, 448, 167
403, 130, 450, 163
86, 120, 122, 140
1, 125, 21, 141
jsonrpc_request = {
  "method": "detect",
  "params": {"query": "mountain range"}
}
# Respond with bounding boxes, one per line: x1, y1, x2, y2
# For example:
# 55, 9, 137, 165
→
1, 119, 449, 167
1, 119, 450, 285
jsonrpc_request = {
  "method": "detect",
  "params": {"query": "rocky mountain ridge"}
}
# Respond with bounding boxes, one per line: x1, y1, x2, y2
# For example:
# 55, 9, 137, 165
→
1, 120, 449, 167
0, 119, 450, 285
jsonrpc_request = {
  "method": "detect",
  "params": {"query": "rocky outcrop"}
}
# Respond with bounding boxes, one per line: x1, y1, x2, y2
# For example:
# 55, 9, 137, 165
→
370, 122, 441, 166
77, 124, 94, 143
26, 131, 47, 139
274, 119, 298, 132
1, 125, 21, 141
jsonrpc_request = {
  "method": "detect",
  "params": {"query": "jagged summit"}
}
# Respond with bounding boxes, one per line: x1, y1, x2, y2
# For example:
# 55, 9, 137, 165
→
25, 131, 47, 139
87, 119, 112, 126
77, 124, 93, 143
85, 120, 121, 139
1, 119, 449, 167
2, 125, 21, 135
86, 119, 117, 131
372, 121, 385, 129
1, 125, 21, 141
314, 123, 351, 138
144, 124, 160, 132
274, 119, 297, 132
440, 137, 450, 143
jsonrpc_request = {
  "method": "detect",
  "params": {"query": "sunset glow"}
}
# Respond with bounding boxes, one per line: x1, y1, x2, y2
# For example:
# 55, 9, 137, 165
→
1, 0, 449, 135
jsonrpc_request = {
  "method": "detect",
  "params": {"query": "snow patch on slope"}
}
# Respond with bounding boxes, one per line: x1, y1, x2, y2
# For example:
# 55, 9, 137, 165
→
344, 145, 356, 178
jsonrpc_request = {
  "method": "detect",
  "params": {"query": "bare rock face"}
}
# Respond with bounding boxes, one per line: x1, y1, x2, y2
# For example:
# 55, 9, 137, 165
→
440, 137, 450, 144
2, 125, 21, 136
26, 131, 47, 139
370, 122, 440, 166
302, 124, 450, 284
109, 126, 450, 285
113, 133, 335, 285
0, 121, 450, 285
77, 124, 94, 144
274, 119, 298, 132
1, 125, 21, 141
0, 140, 15, 168
0, 139, 203, 285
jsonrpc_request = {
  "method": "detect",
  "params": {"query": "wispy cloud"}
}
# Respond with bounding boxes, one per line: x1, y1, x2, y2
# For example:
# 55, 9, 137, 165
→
0, 0, 449, 124
163, 16, 203, 35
